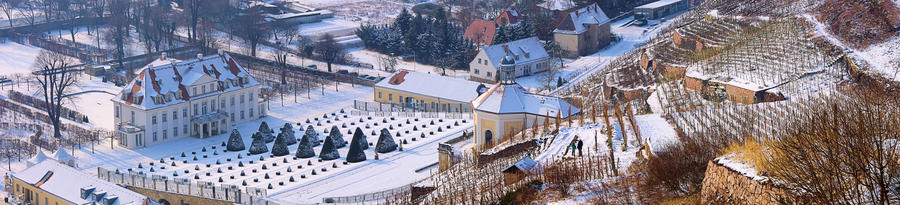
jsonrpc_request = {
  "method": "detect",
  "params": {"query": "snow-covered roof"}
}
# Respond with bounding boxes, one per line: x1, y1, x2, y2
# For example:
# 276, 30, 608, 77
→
539, 0, 577, 11
554, 3, 610, 35
504, 156, 537, 173
52, 147, 75, 162
114, 52, 259, 110
27, 151, 49, 167
375, 71, 485, 103
636, 0, 683, 9
12, 160, 150, 205
472, 83, 580, 117
480, 37, 549, 70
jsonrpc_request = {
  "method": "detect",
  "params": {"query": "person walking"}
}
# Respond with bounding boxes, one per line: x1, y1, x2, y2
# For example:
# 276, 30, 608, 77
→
577, 139, 584, 157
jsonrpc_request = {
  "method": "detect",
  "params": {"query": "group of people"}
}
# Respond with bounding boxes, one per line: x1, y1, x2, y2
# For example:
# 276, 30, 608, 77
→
565, 136, 585, 157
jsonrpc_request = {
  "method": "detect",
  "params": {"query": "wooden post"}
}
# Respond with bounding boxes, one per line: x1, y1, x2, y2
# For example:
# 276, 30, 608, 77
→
602, 103, 618, 176
625, 103, 642, 143
613, 101, 628, 151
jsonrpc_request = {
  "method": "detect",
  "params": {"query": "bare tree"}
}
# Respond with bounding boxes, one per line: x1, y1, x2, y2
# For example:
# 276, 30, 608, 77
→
378, 54, 398, 73
21, 0, 38, 27
315, 34, 346, 72
31, 51, 79, 140
237, 6, 270, 57
0, 0, 24, 27
296, 38, 314, 66
273, 42, 289, 85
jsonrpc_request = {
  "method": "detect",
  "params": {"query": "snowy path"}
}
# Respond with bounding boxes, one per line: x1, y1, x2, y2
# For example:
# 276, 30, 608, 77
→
266, 126, 472, 204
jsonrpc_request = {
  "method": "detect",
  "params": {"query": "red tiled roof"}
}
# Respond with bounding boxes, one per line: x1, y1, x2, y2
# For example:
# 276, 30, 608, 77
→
148, 68, 161, 92
227, 57, 241, 76
388, 70, 409, 85
464, 20, 497, 45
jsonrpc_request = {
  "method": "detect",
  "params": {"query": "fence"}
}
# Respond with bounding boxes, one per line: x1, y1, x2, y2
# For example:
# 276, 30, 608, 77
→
349, 110, 471, 120
97, 167, 271, 205
352, 100, 472, 113
321, 184, 411, 203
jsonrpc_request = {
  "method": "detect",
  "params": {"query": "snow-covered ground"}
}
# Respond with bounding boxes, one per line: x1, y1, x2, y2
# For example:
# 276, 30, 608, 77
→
346, 48, 470, 78
858, 35, 900, 81
536, 113, 678, 174
517, 16, 673, 94
46, 25, 185, 58
0, 40, 43, 76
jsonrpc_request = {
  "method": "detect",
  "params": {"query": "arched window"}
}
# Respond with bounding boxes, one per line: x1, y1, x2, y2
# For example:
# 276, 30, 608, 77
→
484, 130, 494, 149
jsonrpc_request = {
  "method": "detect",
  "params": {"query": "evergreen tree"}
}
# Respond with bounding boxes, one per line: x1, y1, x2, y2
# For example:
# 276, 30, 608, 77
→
226, 129, 246, 151
346, 128, 367, 162
328, 125, 347, 148
271, 132, 290, 156
281, 123, 297, 145
248, 132, 268, 155
405, 13, 426, 54
318, 135, 340, 160
375, 128, 398, 153
394, 8, 412, 34
303, 125, 320, 147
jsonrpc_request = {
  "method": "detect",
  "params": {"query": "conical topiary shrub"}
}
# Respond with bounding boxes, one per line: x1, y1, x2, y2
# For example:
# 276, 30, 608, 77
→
303, 125, 320, 147
248, 132, 269, 155
281, 123, 298, 145
271, 132, 290, 156
295, 135, 316, 158
226, 129, 246, 151
318, 136, 340, 160
346, 128, 367, 163
375, 128, 398, 153
328, 125, 347, 148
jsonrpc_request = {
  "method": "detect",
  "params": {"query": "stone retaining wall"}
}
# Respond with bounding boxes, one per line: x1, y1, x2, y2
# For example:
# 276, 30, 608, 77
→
700, 160, 795, 204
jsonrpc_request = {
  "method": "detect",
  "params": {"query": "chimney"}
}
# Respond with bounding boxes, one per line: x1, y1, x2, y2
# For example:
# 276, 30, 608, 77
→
160, 52, 167, 60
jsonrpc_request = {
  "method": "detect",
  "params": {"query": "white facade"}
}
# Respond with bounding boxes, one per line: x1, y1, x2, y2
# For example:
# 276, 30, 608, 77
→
112, 53, 266, 148
469, 37, 550, 83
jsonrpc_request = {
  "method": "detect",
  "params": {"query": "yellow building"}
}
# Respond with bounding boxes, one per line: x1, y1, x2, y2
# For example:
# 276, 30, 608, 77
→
9, 159, 152, 205
470, 56, 580, 153
553, 4, 612, 58
374, 70, 487, 112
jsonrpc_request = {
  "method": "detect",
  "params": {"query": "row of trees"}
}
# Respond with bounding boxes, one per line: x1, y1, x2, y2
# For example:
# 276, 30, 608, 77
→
355, 7, 476, 75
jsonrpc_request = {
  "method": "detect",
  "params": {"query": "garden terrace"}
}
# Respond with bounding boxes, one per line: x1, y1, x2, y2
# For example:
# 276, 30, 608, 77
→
684, 18, 846, 102
675, 17, 757, 51
115, 110, 472, 201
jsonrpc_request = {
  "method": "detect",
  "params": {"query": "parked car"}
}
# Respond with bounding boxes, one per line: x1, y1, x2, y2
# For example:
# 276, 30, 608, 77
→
365, 76, 379, 81
305, 64, 317, 69
337, 70, 350, 75
358, 74, 371, 80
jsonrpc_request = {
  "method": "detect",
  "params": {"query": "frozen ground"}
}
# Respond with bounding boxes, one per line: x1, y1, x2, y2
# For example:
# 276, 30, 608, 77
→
536, 113, 678, 174
0, 40, 43, 76
517, 16, 673, 94
298, 18, 361, 39
346, 48, 469, 78
858, 35, 900, 82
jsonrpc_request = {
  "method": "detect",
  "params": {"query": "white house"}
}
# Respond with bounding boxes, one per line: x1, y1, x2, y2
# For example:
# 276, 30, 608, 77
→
469, 37, 550, 83
112, 52, 265, 149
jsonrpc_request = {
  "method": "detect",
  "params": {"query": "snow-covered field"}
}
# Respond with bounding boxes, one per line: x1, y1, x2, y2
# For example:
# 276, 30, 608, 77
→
0, 40, 43, 76
858, 35, 900, 81
47, 25, 185, 58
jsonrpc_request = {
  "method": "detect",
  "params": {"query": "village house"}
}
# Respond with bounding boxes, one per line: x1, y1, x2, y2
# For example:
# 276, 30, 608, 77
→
495, 6, 522, 27
469, 37, 550, 83
112, 52, 265, 149
472, 56, 579, 153
553, 3, 612, 57
464, 20, 497, 46
374, 70, 486, 112
9, 159, 153, 205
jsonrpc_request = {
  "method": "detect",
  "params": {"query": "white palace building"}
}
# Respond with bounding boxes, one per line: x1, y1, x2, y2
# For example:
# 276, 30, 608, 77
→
112, 52, 265, 148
